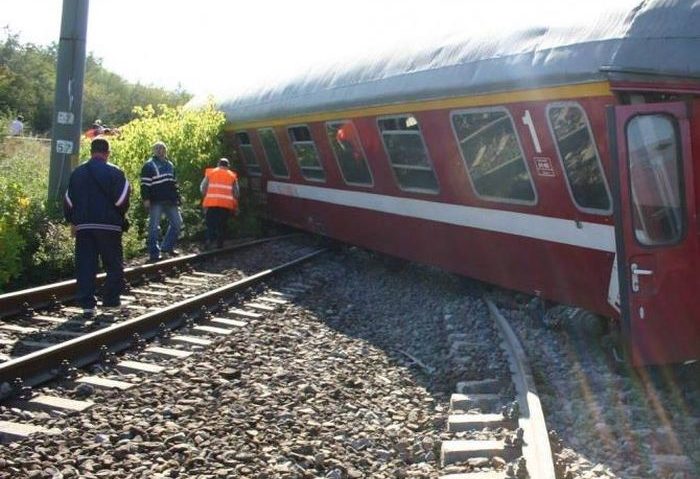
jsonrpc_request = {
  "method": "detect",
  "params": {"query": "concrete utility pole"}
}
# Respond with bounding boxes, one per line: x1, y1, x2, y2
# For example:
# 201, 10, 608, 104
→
48, 0, 89, 202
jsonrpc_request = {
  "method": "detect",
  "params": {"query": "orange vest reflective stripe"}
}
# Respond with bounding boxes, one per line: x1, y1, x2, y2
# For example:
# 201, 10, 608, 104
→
203, 167, 238, 210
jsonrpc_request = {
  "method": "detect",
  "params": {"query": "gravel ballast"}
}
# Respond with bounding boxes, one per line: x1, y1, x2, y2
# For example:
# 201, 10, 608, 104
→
1, 246, 697, 478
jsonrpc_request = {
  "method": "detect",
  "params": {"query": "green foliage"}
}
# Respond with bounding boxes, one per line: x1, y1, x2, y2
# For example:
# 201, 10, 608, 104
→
24, 216, 75, 285
0, 28, 192, 133
0, 181, 28, 286
0, 31, 55, 132
86, 103, 227, 252
230, 194, 264, 238
0, 137, 75, 290
0, 103, 234, 292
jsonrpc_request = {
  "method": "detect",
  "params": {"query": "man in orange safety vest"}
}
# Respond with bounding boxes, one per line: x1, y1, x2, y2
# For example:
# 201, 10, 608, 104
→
200, 158, 240, 249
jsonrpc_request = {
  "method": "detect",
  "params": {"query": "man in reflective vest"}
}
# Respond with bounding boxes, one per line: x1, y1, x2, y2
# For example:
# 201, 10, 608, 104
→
200, 158, 240, 249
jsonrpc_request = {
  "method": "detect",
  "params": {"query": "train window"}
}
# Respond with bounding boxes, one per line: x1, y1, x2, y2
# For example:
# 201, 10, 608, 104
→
257, 128, 289, 178
326, 121, 373, 186
547, 103, 611, 213
377, 115, 439, 193
235, 132, 261, 176
451, 108, 536, 204
626, 114, 684, 246
288, 125, 326, 182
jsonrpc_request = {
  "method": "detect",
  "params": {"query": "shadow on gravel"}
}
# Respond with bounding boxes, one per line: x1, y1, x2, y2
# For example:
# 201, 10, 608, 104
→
286, 247, 503, 403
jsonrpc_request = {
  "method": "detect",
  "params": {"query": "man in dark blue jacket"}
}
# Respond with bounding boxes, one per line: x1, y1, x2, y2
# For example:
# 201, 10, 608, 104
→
140, 141, 182, 262
64, 138, 130, 317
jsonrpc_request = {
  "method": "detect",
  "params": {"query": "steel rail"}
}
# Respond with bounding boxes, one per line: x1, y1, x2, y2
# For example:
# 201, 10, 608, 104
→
485, 298, 557, 479
0, 234, 298, 319
0, 248, 326, 397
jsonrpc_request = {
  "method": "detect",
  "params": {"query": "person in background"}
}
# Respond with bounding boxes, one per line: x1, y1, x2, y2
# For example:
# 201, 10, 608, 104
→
64, 138, 130, 317
85, 119, 105, 139
9, 115, 24, 136
200, 158, 239, 249
140, 141, 182, 262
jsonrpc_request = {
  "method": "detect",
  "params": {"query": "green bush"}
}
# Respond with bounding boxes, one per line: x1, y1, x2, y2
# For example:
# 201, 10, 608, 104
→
90, 102, 227, 253
0, 134, 66, 290
0, 159, 78, 290
0, 103, 261, 292
25, 218, 75, 284
0, 181, 28, 286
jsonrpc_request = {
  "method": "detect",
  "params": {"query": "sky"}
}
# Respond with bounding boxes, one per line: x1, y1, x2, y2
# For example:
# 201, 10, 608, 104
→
2, 0, 460, 97
1, 0, 626, 98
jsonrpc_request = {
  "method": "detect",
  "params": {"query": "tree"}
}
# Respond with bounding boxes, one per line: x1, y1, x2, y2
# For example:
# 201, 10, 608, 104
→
0, 28, 192, 134
0, 29, 56, 132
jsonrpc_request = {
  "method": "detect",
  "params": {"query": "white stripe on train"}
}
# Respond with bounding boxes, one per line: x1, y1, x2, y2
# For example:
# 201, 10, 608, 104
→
267, 181, 616, 253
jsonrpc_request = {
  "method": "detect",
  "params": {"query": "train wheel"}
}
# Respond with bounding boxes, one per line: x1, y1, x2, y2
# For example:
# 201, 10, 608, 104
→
599, 321, 631, 372
541, 305, 616, 364
543, 305, 607, 338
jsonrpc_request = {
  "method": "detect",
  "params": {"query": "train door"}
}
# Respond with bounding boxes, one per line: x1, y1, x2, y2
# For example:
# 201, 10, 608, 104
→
611, 101, 700, 365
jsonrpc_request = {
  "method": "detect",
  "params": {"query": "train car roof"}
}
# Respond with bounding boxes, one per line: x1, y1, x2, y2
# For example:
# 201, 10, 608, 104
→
202, 0, 700, 125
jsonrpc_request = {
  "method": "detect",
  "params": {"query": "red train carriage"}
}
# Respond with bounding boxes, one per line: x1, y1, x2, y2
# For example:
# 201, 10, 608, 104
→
206, 1, 700, 365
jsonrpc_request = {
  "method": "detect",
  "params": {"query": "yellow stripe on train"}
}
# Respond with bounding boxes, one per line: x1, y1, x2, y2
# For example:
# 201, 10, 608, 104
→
226, 81, 612, 130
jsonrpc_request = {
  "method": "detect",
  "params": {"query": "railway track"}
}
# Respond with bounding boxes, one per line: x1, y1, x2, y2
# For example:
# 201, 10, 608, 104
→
0, 239, 326, 442
0, 234, 297, 319
0, 241, 557, 477
0, 235, 306, 363
2, 246, 692, 478
437, 297, 556, 479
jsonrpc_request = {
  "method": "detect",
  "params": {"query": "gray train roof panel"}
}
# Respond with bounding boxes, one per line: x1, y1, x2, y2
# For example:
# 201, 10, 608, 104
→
198, 0, 700, 124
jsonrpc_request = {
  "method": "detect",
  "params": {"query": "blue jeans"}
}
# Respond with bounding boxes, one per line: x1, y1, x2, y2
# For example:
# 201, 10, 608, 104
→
148, 201, 182, 258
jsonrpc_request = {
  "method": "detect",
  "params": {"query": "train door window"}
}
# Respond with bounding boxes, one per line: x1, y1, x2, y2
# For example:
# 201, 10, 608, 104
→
258, 128, 289, 178
626, 114, 684, 246
450, 107, 536, 204
287, 125, 326, 182
547, 103, 611, 214
326, 120, 373, 186
377, 115, 439, 193
235, 132, 261, 176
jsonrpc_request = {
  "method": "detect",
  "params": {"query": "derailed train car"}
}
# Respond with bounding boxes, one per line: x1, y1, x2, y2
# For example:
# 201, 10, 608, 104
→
208, 1, 700, 365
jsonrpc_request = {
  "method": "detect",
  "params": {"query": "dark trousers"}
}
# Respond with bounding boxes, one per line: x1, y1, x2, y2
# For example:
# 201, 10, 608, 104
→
205, 207, 231, 247
75, 230, 124, 309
